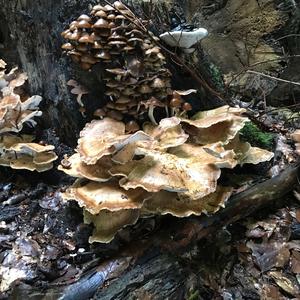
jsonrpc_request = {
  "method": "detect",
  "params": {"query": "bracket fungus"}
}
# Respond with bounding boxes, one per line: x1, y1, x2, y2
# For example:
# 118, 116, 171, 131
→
59, 106, 274, 243
0, 135, 57, 172
0, 64, 42, 134
159, 28, 208, 53
0, 60, 57, 172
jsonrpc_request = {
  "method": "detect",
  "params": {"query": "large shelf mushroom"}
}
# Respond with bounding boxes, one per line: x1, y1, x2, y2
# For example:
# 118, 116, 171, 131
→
59, 106, 274, 243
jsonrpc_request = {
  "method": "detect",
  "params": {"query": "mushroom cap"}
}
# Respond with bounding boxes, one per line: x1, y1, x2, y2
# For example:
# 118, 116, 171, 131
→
61, 43, 74, 50
142, 187, 233, 217
115, 96, 131, 104
107, 14, 116, 20
69, 31, 81, 41
69, 21, 79, 31
93, 108, 106, 118
80, 62, 92, 70
110, 148, 222, 200
61, 29, 70, 38
78, 118, 126, 164
145, 46, 161, 55
78, 33, 94, 43
108, 32, 126, 41
63, 180, 149, 214
159, 27, 208, 49
68, 50, 82, 56
151, 78, 165, 89
77, 20, 91, 29
76, 44, 89, 52
107, 110, 123, 121
95, 51, 111, 60
182, 102, 193, 111
108, 40, 127, 46
81, 54, 98, 64
104, 4, 115, 11
141, 97, 165, 108
95, 10, 108, 18
106, 68, 127, 75
93, 18, 110, 29
169, 97, 183, 108
83, 209, 140, 243
113, 1, 127, 10
125, 120, 140, 133
92, 5, 106, 11
138, 84, 152, 94
78, 14, 91, 22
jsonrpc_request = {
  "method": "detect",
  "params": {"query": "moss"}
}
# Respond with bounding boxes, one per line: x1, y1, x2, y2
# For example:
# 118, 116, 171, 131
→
240, 122, 275, 150
208, 63, 224, 90
187, 290, 200, 300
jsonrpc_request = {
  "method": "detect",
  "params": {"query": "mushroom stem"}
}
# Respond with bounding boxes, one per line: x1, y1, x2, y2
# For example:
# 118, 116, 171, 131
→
148, 105, 158, 125
171, 107, 176, 116
165, 105, 169, 118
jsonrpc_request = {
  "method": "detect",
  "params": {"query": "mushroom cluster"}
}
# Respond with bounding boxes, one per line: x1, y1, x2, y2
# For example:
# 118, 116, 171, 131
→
0, 60, 57, 171
61, 1, 193, 127
59, 106, 274, 243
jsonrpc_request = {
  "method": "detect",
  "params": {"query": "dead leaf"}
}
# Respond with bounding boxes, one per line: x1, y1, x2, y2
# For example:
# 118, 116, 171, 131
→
269, 271, 299, 297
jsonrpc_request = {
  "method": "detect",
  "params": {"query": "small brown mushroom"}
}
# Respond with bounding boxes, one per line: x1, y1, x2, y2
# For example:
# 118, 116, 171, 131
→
61, 43, 74, 50
93, 18, 110, 29
69, 31, 81, 41
68, 50, 82, 57
151, 78, 165, 89
107, 110, 123, 121
104, 4, 115, 12
141, 97, 165, 125
69, 21, 79, 31
114, 1, 127, 10
92, 5, 106, 12
61, 29, 70, 38
182, 102, 193, 111
93, 108, 106, 118
78, 14, 91, 22
94, 51, 111, 60
108, 40, 127, 47
81, 54, 98, 64
169, 97, 182, 108
107, 14, 116, 20
115, 96, 131, 104
80, 62, 92, 70
138, 84, 152, 94
90, 32, 102, 41
76, 44, 88, 52
105, 68, 127, 76
77, 20, 91, 29
79, 33, 94, 44
95, 10, 108, 18
125, 120, 139, 133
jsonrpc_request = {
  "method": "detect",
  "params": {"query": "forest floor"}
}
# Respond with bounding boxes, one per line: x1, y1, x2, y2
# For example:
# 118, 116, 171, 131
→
0, 151, 299, 299
0, 105, 299, 300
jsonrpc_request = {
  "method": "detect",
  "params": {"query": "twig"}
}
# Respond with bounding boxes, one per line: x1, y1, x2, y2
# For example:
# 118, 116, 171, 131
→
247, 70, 300, 86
